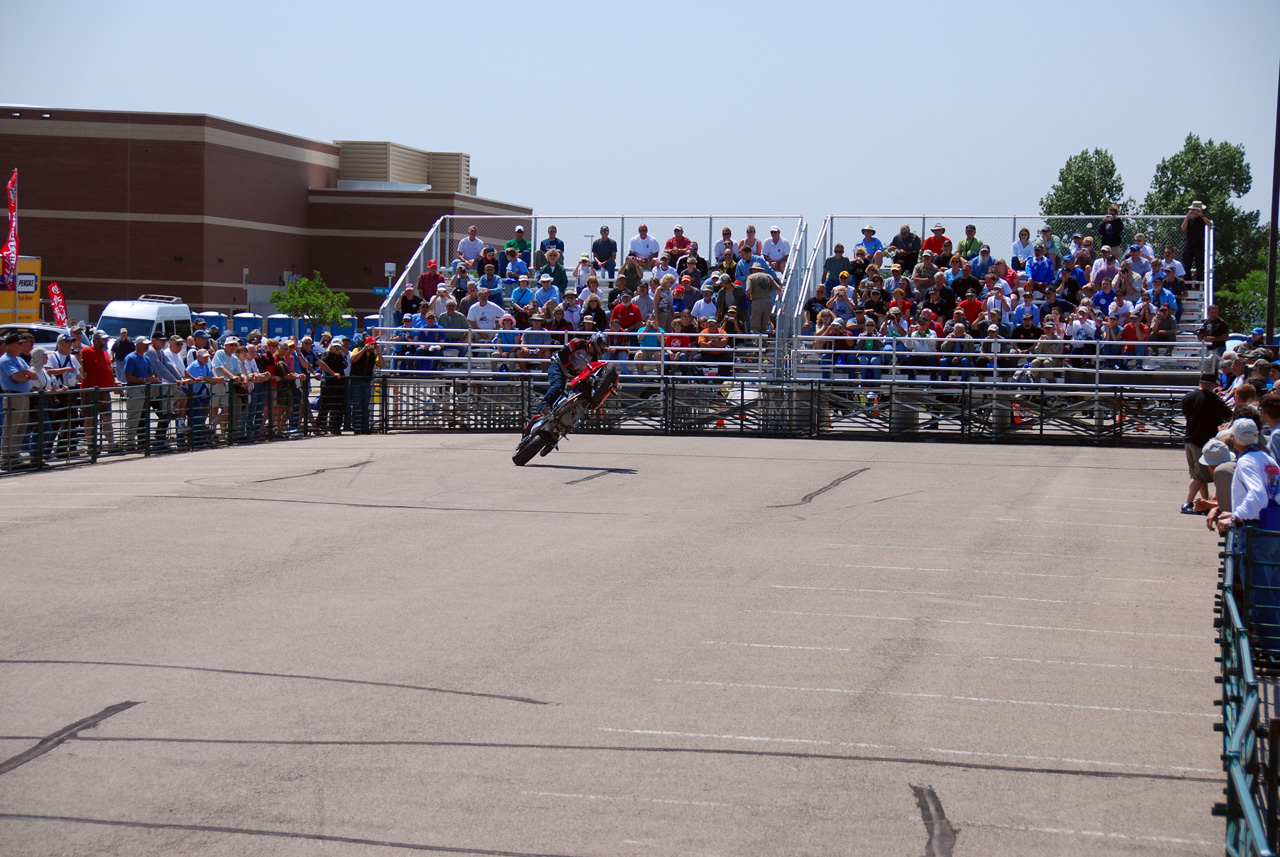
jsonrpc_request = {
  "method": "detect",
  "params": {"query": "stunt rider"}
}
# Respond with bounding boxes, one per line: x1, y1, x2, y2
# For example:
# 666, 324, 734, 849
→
540, 331, 608, 414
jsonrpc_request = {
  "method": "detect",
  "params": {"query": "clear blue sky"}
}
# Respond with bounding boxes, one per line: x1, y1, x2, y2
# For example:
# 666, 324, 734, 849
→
6, 0, 1279, 230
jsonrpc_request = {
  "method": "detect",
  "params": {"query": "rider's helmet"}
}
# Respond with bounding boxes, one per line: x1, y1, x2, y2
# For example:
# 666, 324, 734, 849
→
589, 331, 609, 356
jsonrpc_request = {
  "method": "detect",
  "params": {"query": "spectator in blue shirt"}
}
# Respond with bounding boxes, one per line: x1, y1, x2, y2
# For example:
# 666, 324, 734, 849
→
501, 248, 529, 278
1026, 244, 1056, 288
735, 246, 779, 284
854, 226, 884, 264
533, 274, 561, 308
537, 225, 565, 268
476, 264, 505, 307
0, 333, 37, 468
969, 246, 995, 279
1011, 293, 1041, 327
509, 275, 536, 310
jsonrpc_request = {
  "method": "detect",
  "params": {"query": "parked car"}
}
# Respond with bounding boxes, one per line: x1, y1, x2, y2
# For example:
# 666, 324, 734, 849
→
0, 322, 75, 352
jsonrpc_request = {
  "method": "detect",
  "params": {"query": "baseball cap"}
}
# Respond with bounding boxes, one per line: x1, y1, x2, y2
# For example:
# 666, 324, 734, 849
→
1200, 438, 1236, 467
134, 335, 149, 345
1253, 327, 1266, 336
1231, 418, 1260, 446
56, 333, 74, 342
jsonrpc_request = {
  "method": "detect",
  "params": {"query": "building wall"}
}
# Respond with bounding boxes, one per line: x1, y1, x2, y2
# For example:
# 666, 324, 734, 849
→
0, 107, 529, 322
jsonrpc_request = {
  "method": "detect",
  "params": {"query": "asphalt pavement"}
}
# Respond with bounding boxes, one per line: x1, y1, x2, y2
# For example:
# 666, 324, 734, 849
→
0, 433, 1224, 855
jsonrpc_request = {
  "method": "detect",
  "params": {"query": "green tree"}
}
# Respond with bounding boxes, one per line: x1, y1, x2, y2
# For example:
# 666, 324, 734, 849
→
1040, 148, 1133, 218
1142, 133, 1265, 288
1039, 149, 1135, 248
1215, 242, 1279, 333
269, 271, 348, 336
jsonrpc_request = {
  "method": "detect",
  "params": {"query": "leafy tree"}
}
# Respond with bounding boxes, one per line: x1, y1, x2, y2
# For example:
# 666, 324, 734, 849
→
1142, 134, 1265, 288
1215, 250, 1268, 332
269, 271, 348, 336
1040, 148, 1133, 218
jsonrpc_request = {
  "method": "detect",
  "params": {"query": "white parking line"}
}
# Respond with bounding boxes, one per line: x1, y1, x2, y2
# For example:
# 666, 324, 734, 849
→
825, 542, 1200, 556
595, 728, 1215, 774
769, 584, 1156, 609
746, 609, 1202, 639
804, 562, 1180, 584
700, 642, 1210, 674
960, 821, 1215, 847
654, 679, 1215, 718
997, 517, 1188, 531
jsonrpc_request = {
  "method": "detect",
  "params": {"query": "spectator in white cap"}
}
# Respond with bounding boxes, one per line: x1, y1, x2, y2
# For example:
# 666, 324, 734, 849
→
1220, 416, 1278, 531
533, 273, 560, 307
505, 224, 531, 266
1199, 433, 1237, 530
761, 226, 791, 273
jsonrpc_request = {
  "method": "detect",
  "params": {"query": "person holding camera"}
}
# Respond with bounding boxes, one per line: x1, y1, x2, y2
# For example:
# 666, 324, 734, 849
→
1181, 201, 1213, 281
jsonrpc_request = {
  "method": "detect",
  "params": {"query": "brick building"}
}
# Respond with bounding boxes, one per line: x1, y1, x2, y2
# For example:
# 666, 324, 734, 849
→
0, 106, 531, 321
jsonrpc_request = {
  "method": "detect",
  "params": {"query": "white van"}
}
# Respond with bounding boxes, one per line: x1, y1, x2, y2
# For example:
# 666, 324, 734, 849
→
96, 295, 193, 342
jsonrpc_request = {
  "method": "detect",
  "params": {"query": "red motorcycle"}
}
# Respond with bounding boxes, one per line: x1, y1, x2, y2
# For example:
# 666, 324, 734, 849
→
513, 361, 619, 465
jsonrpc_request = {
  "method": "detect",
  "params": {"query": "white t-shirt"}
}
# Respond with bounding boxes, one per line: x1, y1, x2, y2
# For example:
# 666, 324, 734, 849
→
692, 298, 718, 320
629, 235, 661, 260
762, 238, 791, 264
467, 301, 503, 330
46, 350, 81, 389
457, 236, 485, 263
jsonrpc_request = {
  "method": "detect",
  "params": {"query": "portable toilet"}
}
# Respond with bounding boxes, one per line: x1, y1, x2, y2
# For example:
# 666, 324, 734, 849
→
232, 312, 263, 338
196, 311, 227, 333
266, 314, 296, 340
363, 314, 382, 336
330, 315, 356, 340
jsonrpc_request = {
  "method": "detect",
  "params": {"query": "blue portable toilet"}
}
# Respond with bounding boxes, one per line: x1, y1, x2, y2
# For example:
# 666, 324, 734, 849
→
329, 315, 356, 340
196, 311, 227, 333
232, 312, 263, 338
266, 314, 296, 339
363, 314, 381, 335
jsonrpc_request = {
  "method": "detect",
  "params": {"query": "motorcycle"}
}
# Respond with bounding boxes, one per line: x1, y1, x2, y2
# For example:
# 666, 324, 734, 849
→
513, 360, 619, 466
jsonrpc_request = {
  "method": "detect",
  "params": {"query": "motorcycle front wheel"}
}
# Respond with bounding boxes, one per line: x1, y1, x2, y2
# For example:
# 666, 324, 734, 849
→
512, 431, 548, 466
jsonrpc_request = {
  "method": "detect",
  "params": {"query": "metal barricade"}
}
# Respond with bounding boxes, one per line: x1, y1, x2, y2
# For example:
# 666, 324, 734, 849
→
1219, 528, 1276, 856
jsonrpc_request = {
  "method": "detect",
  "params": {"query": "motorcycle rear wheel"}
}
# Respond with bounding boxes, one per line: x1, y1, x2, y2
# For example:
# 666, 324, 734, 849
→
512, 431, 548, 466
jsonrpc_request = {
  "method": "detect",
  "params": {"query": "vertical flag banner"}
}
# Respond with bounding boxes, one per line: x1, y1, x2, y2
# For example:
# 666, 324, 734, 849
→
1, 169, 16, 292
48, 281, 68, 326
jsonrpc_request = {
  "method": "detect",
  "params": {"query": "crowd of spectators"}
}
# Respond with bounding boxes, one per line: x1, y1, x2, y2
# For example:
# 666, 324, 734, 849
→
800, 214, 1209, 381
1182, 372, 1280, 534
385, 222, 789, 376
0, 318, 384, 469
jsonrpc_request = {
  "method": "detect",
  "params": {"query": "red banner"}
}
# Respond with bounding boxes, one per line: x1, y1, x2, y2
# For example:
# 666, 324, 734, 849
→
48, 280, 68, 326
1, 169, 15, 292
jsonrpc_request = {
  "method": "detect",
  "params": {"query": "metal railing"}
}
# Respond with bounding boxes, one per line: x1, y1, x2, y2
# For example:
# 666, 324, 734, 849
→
373, 375, 1192, 445
1219, 528, 1276, 856
790, 333, 1205, 387
0, 375, 388, 473
372, 327, 775, 382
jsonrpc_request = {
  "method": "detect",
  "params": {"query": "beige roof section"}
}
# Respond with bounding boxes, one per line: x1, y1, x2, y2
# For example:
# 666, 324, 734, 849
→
335, 141, 472, 194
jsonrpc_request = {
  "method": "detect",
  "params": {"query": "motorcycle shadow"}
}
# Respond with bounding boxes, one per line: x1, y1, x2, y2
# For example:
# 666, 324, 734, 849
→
518, 463, 637, 475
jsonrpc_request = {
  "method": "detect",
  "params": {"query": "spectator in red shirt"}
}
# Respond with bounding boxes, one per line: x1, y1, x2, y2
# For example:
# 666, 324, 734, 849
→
665, 225, 691, 258
962, 290, 988, 327
416, 260, 445, 294
922, 223, 950, 256
1121, 314, 1150, 367
610, 291, 644, 332
80, 329, 118, 450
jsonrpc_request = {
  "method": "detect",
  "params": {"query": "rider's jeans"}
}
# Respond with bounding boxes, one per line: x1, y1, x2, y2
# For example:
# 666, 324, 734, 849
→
541, 361, 565, 411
